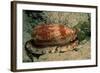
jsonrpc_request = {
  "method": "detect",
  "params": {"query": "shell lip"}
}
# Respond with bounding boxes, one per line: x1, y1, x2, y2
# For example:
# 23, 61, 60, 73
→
28, 37, 78, 47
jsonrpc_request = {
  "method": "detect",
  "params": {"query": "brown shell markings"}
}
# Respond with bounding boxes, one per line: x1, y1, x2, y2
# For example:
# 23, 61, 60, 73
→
31, 24, 78, 46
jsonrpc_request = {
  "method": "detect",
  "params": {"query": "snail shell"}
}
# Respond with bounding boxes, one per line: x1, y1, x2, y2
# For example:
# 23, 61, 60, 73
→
32, 24, 77, 46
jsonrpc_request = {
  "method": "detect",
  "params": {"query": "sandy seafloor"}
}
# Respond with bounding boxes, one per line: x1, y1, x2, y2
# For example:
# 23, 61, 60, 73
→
23, 39, 91, 62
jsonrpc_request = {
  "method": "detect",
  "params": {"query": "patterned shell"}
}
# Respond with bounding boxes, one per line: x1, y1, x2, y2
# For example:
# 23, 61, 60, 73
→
32, 24, 77, 46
